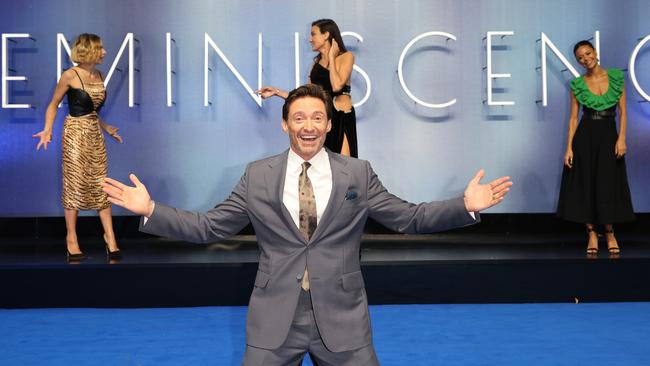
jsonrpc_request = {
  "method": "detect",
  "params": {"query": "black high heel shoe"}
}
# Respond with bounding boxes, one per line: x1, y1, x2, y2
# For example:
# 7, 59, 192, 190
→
586, 227, 598, 255
67, 250, 86, 262
105, 245, 122, 260
103, 234, 122, 261
103, 234, 123, 260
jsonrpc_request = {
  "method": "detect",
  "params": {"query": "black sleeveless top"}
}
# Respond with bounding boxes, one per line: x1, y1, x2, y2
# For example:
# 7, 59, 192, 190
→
66, 69, 105, 117
310, 62, 351, 98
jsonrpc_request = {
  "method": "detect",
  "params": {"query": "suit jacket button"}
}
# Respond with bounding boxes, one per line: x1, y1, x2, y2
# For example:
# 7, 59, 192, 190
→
296, 273, 303, 280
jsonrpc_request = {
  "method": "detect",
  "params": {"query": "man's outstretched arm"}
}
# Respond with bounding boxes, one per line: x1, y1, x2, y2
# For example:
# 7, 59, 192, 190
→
102, 173, 250, 244
367, 163, 512, 234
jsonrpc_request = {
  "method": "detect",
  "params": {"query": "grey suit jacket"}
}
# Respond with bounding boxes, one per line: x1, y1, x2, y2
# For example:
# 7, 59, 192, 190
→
140, 149, 477, 352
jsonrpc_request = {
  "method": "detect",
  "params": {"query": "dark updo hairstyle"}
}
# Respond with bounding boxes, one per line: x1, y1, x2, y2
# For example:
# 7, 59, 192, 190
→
573, 40, 595, 56
312, 19, 348, 64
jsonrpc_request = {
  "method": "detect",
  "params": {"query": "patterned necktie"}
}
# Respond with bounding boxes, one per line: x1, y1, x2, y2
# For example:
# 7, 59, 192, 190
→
299, 162, 317, 290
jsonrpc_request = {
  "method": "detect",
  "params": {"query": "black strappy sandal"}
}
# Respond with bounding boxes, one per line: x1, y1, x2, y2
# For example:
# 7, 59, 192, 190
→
586, 227, 598, 255
605, 229, 621, 254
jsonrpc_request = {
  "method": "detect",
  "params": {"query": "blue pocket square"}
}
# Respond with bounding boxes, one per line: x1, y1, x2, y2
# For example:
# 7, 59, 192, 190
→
345, 191, 358, 200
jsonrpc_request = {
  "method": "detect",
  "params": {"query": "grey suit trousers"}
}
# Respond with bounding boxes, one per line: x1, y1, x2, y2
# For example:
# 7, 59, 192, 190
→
243, 289, 379, 366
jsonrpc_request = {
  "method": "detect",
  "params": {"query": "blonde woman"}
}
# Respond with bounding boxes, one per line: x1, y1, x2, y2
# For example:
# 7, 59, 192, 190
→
33, 33, 123, 261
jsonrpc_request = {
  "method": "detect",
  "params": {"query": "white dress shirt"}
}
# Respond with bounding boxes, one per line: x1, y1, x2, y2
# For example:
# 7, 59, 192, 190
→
283, 148, 332, 228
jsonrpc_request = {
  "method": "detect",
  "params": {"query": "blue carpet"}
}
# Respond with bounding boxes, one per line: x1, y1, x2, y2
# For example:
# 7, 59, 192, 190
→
1, 303, 648, 365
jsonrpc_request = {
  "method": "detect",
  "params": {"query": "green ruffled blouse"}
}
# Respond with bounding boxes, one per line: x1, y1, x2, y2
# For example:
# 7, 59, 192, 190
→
570, 68, 624, 111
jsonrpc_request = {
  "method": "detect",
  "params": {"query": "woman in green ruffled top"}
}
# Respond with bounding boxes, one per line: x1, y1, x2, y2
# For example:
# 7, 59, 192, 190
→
557, 40, 635, 256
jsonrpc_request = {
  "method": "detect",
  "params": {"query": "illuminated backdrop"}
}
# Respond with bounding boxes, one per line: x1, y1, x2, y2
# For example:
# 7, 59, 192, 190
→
1, 0, 649, 216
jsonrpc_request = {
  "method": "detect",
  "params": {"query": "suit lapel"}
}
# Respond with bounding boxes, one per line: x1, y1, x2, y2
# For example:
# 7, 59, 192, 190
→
264, 150, 305, 243
310, 151, 350, 244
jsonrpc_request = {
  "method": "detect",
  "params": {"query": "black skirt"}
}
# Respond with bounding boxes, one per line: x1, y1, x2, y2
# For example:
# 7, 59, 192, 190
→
325, 106, 358, 158
557, 106, 635, 224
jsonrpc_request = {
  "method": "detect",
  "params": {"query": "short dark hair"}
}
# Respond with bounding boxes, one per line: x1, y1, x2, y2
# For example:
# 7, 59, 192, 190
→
282, 84, 333, 121
573, 40, 594, 56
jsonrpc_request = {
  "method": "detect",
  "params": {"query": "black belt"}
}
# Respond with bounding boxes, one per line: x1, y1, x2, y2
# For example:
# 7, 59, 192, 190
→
584, 109, 616, 119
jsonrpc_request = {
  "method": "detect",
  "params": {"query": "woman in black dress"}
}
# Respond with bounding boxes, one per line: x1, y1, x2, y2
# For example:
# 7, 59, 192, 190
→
257, 19, 357, 157
557, 40, 635, 255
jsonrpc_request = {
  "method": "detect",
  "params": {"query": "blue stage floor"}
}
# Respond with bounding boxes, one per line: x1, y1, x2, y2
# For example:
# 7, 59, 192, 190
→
2, 302, 649, 365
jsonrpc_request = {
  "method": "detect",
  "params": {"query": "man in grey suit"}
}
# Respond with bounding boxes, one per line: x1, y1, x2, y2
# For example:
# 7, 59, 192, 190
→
103, 84, 512, 365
